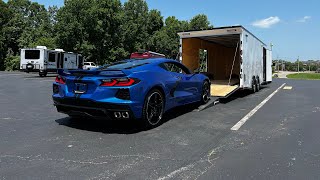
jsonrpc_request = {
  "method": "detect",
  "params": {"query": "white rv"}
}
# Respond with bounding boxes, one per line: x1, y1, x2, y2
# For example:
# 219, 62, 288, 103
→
178, 26, 272, 98
20, 46, 83, 77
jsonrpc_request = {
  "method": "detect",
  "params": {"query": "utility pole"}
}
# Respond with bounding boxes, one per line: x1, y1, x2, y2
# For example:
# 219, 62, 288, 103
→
277, 56, 280, 73
297, 56, 300, 73
309, 64, 311, 72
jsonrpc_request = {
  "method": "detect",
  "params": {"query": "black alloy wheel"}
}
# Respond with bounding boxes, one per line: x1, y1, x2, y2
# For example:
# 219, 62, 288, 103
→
201, 81, 210, 104
142, 89, 164, 127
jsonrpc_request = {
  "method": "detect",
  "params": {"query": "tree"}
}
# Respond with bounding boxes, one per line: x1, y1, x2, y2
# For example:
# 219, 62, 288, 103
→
147, 9, 163, 34
0, 1, 12, 70
122, 0, 149, 53
56, 0, 126, 65
4, 48, 20, 71
189, 14, 212, 30
148, 16, 189, 59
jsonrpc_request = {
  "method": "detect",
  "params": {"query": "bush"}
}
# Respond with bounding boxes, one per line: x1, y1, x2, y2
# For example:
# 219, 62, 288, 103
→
4, 55, 20, 71
287, 73, 320, 80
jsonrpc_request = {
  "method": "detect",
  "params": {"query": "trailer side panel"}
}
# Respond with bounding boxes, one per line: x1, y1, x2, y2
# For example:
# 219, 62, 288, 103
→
242, 31, 264, 88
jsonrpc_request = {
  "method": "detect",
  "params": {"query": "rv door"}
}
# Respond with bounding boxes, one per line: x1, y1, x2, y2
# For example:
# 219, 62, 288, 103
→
47, 52, 57, 69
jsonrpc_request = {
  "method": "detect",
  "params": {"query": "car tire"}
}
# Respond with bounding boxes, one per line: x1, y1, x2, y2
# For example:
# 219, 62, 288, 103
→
141, 89, 164, 128
201, 80, 210, 104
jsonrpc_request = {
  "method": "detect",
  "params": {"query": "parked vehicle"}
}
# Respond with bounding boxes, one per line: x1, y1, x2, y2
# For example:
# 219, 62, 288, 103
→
178, 26, 272, 98
130, 50, 165, 59
20, 46, 83, 77
52, 58, 210, 128
83, 62, 97, 70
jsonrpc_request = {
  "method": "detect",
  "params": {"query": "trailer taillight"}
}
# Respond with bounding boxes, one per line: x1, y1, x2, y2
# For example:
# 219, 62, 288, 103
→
55, 75, 66, 84
100, 78, 139, 87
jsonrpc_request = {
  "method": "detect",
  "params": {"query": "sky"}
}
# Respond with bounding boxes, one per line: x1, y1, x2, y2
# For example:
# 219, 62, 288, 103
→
5, 0, 320, 61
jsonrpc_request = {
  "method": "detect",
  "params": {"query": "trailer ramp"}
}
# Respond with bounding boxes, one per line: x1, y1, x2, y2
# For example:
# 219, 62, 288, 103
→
211, 84, 239, 97
210, 79, 239, 97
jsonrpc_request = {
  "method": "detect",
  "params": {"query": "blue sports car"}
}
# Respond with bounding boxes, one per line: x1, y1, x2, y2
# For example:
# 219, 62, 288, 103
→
52, 58, 210, 127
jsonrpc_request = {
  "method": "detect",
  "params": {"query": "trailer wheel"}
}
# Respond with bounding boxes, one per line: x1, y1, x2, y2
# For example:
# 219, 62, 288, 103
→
252, 79, 257, 93
256, 77, 261, 91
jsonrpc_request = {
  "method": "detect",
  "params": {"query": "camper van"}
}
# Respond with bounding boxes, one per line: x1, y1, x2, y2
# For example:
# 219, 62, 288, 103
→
178, 26, 272, 98
20, 46, 83, 77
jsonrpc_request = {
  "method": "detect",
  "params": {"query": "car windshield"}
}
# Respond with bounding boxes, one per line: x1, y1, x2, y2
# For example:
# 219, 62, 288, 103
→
99, 61, 148, 70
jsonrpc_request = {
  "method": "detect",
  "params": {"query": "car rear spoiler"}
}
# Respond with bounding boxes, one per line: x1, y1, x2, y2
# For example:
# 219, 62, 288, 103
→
57, 69, 131, 77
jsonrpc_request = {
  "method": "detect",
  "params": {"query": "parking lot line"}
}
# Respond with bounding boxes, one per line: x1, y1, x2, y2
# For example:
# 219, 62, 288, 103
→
231, 83, 286, 131
0, 74, 23, 76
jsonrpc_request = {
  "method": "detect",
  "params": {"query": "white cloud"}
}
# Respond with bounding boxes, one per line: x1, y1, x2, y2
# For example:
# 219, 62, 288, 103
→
297, 16, 311, 23
251, 16, 280, 28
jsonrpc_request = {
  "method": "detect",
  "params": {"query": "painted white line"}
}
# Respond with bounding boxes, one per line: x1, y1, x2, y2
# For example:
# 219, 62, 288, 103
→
0, 74, 23, 76
231, 83, 286, 131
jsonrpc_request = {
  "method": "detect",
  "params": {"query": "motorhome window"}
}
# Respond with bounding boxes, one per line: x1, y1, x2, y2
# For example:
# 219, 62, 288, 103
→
49, 53, 56, 62
25, 50, 40, 59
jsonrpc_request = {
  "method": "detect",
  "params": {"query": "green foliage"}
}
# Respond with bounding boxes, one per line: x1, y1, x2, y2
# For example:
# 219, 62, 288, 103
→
287, 73, 320, 80
56, 0, 126, 65
147, 10, 164, 34
0, 1, 12, 70
148, 14, 212, 59
4, 49, 20, 71
123, 0, 149, 53
190, 14, 212, 30
0, 0, 214, 70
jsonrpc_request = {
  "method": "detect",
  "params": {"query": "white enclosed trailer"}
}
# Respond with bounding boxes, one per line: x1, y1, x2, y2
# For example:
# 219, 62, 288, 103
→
20, 46, 83, 77
178, 26, 272, 98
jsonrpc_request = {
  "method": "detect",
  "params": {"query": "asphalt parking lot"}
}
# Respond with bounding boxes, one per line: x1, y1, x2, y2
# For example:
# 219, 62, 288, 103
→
1, 71, 320, 180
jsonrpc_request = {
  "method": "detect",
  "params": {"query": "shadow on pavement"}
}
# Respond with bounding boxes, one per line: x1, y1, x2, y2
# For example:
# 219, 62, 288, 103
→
219, 86, 267, 104
55, 103, 199, 134
24, 74, 57, 78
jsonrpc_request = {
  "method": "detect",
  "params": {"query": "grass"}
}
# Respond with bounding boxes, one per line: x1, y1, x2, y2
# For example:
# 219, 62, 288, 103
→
287, 73, 320, 80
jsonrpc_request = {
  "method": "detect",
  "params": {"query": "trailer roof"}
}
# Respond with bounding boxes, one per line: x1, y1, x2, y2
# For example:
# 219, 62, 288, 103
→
178, 26, 267, 46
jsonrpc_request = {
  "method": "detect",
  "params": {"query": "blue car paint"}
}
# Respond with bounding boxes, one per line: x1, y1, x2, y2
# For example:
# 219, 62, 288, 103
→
52, 58, 209, 119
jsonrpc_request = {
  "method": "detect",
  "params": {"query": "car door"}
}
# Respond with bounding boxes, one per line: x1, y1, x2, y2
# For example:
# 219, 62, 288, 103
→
164, 62, 199, 105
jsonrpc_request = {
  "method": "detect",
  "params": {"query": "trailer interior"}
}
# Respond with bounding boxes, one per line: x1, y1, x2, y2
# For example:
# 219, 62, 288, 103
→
181, 34, 241, 97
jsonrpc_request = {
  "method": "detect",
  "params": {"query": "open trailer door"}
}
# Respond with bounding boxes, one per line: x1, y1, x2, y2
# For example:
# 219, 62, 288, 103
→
266, 49, 272, 83
178, 26, 243, 98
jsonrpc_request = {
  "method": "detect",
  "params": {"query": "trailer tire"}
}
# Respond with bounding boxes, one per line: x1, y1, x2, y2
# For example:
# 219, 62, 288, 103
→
256, 77, 261, 91
252, 79, 257, 93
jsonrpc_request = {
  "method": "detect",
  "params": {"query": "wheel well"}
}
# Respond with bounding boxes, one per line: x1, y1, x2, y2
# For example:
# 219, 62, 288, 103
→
148, 86, 166, 106
151, 86, 166, 99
